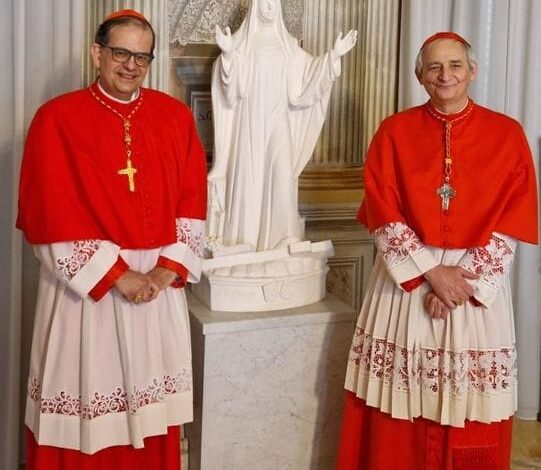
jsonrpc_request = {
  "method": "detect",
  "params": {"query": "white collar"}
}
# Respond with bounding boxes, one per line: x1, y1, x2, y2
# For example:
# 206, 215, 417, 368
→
432, 100, 470, 115
97, 81, 140, 103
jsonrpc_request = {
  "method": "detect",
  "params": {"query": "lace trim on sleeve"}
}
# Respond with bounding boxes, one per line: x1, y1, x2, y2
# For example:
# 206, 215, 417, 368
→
55, 240, 101, 282
375, 222, 424, 268
459, 234, 515, 289
176, 218, 204, 257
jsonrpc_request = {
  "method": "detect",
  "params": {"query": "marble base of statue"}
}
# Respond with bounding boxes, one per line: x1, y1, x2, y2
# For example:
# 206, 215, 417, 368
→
191, 240, 334, 312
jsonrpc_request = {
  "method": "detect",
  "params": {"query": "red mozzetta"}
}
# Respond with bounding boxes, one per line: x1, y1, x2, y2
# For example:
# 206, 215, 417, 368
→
358, 101, 538, 247
17, 81, 207, 248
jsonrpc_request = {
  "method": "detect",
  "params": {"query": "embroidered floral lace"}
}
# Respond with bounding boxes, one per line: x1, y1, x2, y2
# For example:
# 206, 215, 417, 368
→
176, 218, 204, 257
29, 369, 192, 420
375, 222, 424, 268
55, 240, 101, 281
349, 327, 516, 395
459, 233, 516, 289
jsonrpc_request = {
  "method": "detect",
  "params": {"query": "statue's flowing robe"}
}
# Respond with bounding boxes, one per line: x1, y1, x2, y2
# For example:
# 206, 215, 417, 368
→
211, 32, 340, 250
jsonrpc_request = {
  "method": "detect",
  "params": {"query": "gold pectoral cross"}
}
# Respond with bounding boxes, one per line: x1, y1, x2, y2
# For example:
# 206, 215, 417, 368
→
118, 159, 137, 192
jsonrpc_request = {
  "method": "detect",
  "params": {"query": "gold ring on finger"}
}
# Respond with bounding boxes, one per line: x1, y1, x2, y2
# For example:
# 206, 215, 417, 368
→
134, 295, 143, 304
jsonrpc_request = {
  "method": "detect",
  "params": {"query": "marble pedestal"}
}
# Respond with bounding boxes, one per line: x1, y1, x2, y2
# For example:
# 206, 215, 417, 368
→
192, 240, 335, 312
185, 293, 355, 470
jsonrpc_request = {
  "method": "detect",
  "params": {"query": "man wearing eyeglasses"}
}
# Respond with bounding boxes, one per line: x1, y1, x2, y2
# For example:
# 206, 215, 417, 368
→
92, 16, 155, 101
17, 10, 207, 469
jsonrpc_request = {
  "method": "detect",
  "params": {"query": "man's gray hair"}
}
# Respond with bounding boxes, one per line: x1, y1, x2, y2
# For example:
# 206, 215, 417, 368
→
415, 40, 477, 77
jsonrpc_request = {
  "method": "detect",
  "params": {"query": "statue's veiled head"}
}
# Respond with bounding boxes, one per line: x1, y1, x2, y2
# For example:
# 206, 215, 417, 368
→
257, 0, 279, 24
232, 0, 297, 55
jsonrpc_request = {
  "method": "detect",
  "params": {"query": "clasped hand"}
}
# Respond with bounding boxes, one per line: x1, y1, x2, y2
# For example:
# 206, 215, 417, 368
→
423, 265, 478, 319
114, 267, 177, 304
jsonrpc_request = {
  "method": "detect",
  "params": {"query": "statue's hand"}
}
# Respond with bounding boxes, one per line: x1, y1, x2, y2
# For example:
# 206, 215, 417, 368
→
215, 25, 234, 56
333, 29, 358, 57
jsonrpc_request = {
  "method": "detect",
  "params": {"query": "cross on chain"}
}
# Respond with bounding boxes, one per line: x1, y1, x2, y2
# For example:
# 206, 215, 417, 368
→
117, 154, 137, 192
88, 87, 143, 193
116, 119, 137, 192
426, 101, 474, 212
437, 182, 456, 211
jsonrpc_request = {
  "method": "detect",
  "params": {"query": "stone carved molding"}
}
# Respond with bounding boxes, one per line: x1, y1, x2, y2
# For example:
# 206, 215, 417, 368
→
303, 208, 375, 314
298, 167, 364, 191
326, 262, 357, 312
168, 0, 304, 45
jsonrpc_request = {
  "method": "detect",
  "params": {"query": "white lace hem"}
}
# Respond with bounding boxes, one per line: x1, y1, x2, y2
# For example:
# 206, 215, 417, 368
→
344, 328, 517, 426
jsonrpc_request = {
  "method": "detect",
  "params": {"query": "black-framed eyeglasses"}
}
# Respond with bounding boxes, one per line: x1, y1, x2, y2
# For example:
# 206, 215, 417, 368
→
99, 43, 154, 67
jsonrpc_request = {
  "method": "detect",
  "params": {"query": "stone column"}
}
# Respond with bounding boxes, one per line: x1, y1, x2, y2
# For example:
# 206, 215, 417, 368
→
84, 0, 169, 92
300, 0, 400, 202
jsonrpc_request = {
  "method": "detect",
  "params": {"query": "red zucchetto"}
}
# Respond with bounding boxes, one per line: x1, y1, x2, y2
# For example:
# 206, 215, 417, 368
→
104, 9, 149, 23
422, 31, 471, 49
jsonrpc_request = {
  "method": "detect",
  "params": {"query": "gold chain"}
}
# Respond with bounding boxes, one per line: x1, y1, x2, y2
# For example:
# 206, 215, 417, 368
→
89, 86, 144, 192
426, 100, 474, 183
89, 86, 143, 122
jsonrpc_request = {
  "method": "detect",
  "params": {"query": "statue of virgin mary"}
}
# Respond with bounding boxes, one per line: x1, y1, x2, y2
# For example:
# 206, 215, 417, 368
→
208, 0, 357, 252
194, 0, 357, 311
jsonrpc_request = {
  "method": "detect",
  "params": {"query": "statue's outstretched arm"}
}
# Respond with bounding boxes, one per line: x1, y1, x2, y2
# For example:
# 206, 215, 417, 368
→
332, 30, 358, 58
215, 25, 234, 62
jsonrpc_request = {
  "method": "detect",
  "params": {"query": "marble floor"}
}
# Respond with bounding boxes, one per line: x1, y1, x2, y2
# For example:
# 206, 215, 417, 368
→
512, 419, 541, 469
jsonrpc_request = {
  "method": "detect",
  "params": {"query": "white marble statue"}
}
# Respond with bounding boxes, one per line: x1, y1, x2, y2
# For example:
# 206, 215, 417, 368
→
208, 0, 357, 251
193, 0, 357, 311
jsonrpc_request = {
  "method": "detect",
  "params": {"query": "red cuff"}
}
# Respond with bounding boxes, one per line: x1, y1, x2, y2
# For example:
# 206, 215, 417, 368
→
401, 275, 425, 292
89, 256, 129, 301
156, 256, 188, 288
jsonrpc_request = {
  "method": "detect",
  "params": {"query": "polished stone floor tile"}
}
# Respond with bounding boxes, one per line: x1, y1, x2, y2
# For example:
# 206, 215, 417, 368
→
512, 419, 541, 469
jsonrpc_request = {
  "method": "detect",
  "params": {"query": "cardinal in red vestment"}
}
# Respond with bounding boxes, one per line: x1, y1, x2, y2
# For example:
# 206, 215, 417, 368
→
17, 9, 207, 469
336, 32, 538, 470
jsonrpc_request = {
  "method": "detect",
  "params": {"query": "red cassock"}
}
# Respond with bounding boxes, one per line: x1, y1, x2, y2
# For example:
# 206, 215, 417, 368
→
337, 101, 538, 470
18, 82, 207, 469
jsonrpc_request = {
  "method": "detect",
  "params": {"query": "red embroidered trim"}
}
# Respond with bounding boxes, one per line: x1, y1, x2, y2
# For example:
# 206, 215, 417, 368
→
156, 257, 188, 288
401, 276, 425, 292
89, 256, 129, 301
28, 369, 192, 420
349, 327, 516, 395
